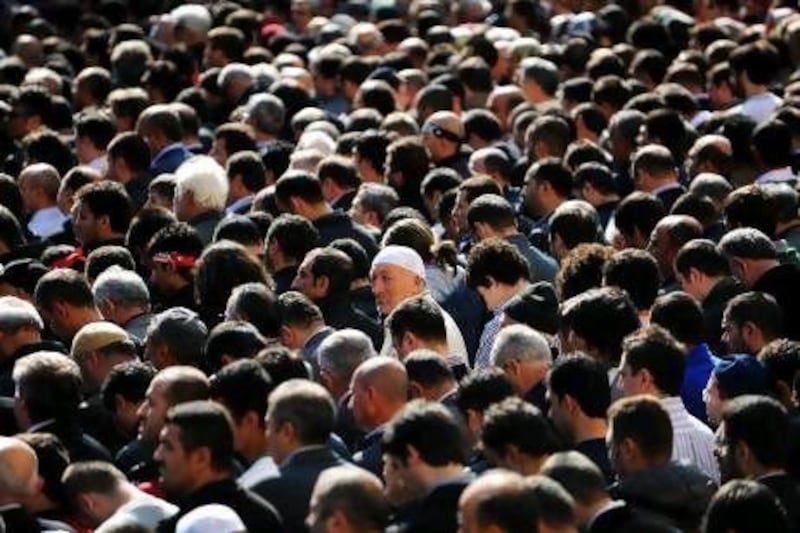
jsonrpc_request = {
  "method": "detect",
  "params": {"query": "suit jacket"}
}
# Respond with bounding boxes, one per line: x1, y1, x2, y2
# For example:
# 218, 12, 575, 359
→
353, 426, 385, 479
157, 478, 283, 533
759, 472, 800, 531
150, 144, 192, 176
252, 446, 348, 533
31, 419, 112, 462
655, 183, 686, 212
396, 475, 473, 533
753, 263, 800, 341
313, 211, 378, 260
589, 501, 678, 533
701, 276, 745, 354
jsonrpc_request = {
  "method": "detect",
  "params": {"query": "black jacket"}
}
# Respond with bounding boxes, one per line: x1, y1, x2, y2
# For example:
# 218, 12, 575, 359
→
252, 446, 348, 533
589, 501, 678, 533
272, 266, 298, 295
157, 478, 283, 533
759, 472, 800, 531
393, 475, 473, 533
353, 426, 385, 479
31, 419, 112, 463
318, 297, 382, 349
313, 211, 378, 260
753, 263, 800, 341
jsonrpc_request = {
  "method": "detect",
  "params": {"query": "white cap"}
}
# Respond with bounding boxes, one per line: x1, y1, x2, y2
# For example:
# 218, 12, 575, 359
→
170, 5, 212, 34
370, 245, 426, 279
175, 504, 246, 533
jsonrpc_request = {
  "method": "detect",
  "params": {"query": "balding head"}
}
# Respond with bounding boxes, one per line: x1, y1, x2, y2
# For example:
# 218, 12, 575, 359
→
13, 35, 44, 67
649, 214, 703, 278
309, 466, 389, 532
459, 469, 540, 533
153, 365, 210, 405
0, 436, 38, 501
19, 163, 61, 210
351, 356, 408, 430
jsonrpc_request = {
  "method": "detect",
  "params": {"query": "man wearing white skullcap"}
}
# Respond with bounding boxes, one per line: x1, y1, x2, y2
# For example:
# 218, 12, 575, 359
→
370, 246, 469, 372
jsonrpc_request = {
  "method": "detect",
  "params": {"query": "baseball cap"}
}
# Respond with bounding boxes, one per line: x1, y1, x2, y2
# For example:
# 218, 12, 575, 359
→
71, 321, 132, 360
0, 259, 49, 295
371, 245, 426, 279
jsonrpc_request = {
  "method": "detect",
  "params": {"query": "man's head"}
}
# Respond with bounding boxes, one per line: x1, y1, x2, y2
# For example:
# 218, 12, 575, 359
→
147, 223, 204, 294
101, 360, 156, 438
318, 329, 376, 402
349, 183, 399, 231
722, 292, 782, 355
456, 368, 516, 444
13, 351, 83, 430
144, 307, 208, 370
618, 325, 686, 398
387, 296, 448, 359
646, 215, 704, 281
274, 170, 326, 217
631, 144, 678, 193
0, 296, 43, 360
458, 469, 541, 533
704, 479, 791, 533
307, 466, 390, 533
136, 104, 183, 155
91, 267, 150, 328
539, 452, 609, 528
0, 436, 39, 505
404, 350, 457, 402
491, 324, 552, 396
370, 245, 427, 316
34, 268, 100, 342
72, 181, 133, 247
154, 400, 236, 496
466, 194, 517, 241
173, 156, 229, 221
276, 291, 326, 350
61, 461, 129, 527
264, 379, 337, 465
466, 239, 530, 311
421, 111, 464, 162
350, 356, 408, 432
265, 214, 320, 273
547, 354, 611, 444
18, 163, 60, 214
136, 365, 210, 444
717, 228, 778, 289
70, 320, 136, 390
524, 158, 572, 218
292, 247, 354, 302
607, 395, 673, 477
674, 239, 731, 301
518, 57, 559, 104
704, 355, 769, 428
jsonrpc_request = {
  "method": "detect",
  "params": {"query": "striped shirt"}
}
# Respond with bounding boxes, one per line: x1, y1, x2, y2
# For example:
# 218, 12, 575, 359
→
660, 396, 720, 483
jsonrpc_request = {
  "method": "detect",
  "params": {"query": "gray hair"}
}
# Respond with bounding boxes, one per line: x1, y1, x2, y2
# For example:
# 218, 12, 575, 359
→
490, 324, 552, 367
92, 266, 150, 309
246, 93, 286, 136
146, 307, 208, 366
318, 329, 376, 380
689, 173, 732, 204
718, 227, 778, 261
0, 296, 43, 332
267, 379, 336, 445
353, 183, 399, 225
174, 155, 229, 211
218, 63, 253, 88
518, 57, 558, 95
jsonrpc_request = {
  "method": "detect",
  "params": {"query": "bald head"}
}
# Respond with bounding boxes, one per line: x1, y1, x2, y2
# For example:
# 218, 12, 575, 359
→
153, 365, 210, 406
0, 436, 38, 500
354, 356, 408, 403
19, 163, 61, 210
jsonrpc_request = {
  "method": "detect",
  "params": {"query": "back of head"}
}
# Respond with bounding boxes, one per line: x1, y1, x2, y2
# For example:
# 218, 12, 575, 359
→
704, 479, 790, 533
540, 451, 607, 506
156, 365, 210, 407
481, 397, 560, 460
268, 379, 336, 446
382, 400, 465, 466
34, 268, 95, 313
721, 395, 789, 471
608, 395, 673, 467
13, 351, 82, 424
724, 292, 783, 342
62, 461, 125, 503
404, 350, 455, 390
602, 249, 660, 312
318, 328, 375, 382
147, 307, 208, 368
463, 470, 542, 533
165, 401, 235, 473
622, 324, 686, 397
547, 354, 610, 419
650, 292, 706, 347
491, 324, 552, 368
456, 368, 515, 416
311, 466, 390, 532
175, 156, 229, 214
718, 227, 777, 261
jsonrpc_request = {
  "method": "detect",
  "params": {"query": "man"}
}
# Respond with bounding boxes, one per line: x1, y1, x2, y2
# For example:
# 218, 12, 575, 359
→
704, 479, 791, 533
144, 307, 208, 370
727, 41, 782, 124
717, 395, 800, 530
458, 469, 542, 533
386, 296, 460, 372
317, 156, 362, 212
209, 360, 277, 488
404, 351, 458, 407
101, 361, 155, 461
348, 183, 400, 233
147, 223, 204, 311
244, 93, 285, 150
18, 163, 68, 240
306, 466, 390, 533
383, 401, 471, 533
153, 401, 283, 532
523, 158, 573, 252
631, 144, 685, 211
92, 267, 153, 343
106, 132, 153, 210
675, 239, 746, 354
72, 181, 134, 254
466, 194, 558, 283
685, 134, 733, 180
646, 215, 703, 292
752, 120, 796, 185
75, 113, 115, 175
0, 259, 49, 302
518, 57, 561, 112
62, 461, 177, 532
467, 239, 532, 369
0, 436, 43, 533
137, 104, 192, 176
125, 366, 209, 483
350, 356, 408, 477
722, 292, 783, 355
704, 355, 769, 427
719, 228, 800, 340
253, 380, 348, 532
275, 170, 378, 259
618, 325, 719, 482
421, 111, 471, 178
547, 355, 614, 483
276, 291, 334, 373
265, 214, 320, 294
371, 246, 469, 370
490, 324, 552, 413
225, 151, 265, 216
173, 155, 229, 246
34, 268, 103, 343
480, 397, 560, 476
575, 163, 621, 230
607, 395, 716, 531
13, 351, 111, 461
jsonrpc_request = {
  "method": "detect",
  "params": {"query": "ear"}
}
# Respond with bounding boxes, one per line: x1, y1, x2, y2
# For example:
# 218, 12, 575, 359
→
77, 493, 97, 515
408, 381, 424, 399
364, 211, 380, 228
190, 446, 214, 470
289, 197, 304, 214
639, 368, 656, 392
619, 437, 638, 463
314, 275, 330, 295
280, 325, 296, 347
220, 354, 235, 367
52, 301, 71, 321
114, 393, 129, 415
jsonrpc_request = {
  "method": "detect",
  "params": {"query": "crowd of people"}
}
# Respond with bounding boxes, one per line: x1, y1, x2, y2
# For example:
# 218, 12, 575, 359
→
2, 0, 800, 531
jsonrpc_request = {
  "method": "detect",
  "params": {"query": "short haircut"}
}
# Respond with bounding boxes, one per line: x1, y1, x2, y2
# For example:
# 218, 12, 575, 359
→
227, 150, 266, 193
101, 360, 156, 414
0, 296, 43, 332
146, 307, 208, 367
539, 451, 607, 506
758, 339, 800, 397
547, 354, 610, 418
275, 170, 324, 206
602, 249, 660, 311
650, 292, 706, 347
387, 296, 446, 345
139, 104, 182, 142
614, 192, 666, 243
318, 155, 361, 190
455, 368, 515, 415
560, 287, 640, 366
724, 185, 777, 236
256, 346, 311, 384
165, 401, 235, 471
722, 395, 789, 469
175, 156, 229, 212
13, 351, 82, 422
147, 223, 204, 273
520, 57, 559, 95
608, 395, 673, 462
622, 325, 686, 396
718, 227, 777, 261
481, 397, 561, 457
728, 41, 780, 86
491, 324, 552, 368
703, 479, 790, 533
62, 461, 125, 502
307, 247, 354, 297
225, 283, 281, 338
404, 350, 455, 389
277, 291, 324, 328
213, 215, 262, 247
467, 194, 516, 231
526, 475, 577, 530
266, 214, 320, 263
92, 266, 149, 310
382, 400, 466, 466
318, 329, 375, 381
674, 239, 730, 278
471, 471, 542, 533
330, 239, 370, 280
210, 359, 273, 424
267, 379, 336, 445
85, 246, 136, 283
75, 181, 134, 235
549, 200, 601, 250
724, 292, 783, 340
466, 238, 530, 289
205, 321, 266, 372
311, 466, 390, 531
34, 268, 95, 312
525, 158, 573, 199
246, 93, 285, 136
352, 183, 399, 226
75, 113, 116, 150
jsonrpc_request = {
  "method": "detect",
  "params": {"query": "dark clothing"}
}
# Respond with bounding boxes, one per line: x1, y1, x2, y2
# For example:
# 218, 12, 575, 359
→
395, 475, 473, 533
701, 277, 745, 354
682, 343, 720, 424
589, 502, 678, 533
596, 201, 619, 229
528, 213, 553, 253
79, 393, 128, 454
331, 189, 357, 212
353, 426, 385, 479
759, 472, 800, 531
300, 327, 334, 375
440, 275, 485, 365
126, 173, 152, 211
576, 438, 615, 485
318, 298, 382, 350
777, 224, 800, 253
84, 236, 127, 256
188, 211, 222, 247
153, 283, 196, 313
0, 505, 40, 533
157, 479, 283, 533
313, 211, 378, 260
253, 447, 348, 533
0, 340, 66, 397
272, 266, 298, 295
116, 438, 155, 479
655, 183, 686, 212
30, 419, 112, 462
610, 463, 716, 531
505, 233, 558, 283
335, 391, 363, 453
150, 144, 192, 176
436, 148, 472, 179
523, 381, 548, 415
753, 263, 800, 341
351, 285, 379, 322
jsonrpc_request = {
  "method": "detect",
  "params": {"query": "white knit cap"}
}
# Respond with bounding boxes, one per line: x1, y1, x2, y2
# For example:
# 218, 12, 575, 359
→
370, 245, 426, 279
176, 504, 246, 533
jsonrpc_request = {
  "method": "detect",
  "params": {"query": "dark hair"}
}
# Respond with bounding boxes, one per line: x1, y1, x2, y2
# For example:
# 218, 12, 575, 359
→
308, 247, 354, 297
227, 283, 282, 338
463, 109, 502, 144
147, 223, 204, 279
196, 241, 270, 313
353, 130, 393, 176
460, 175, 502, 203
166, 401, 236, 472
467, 194, 516, 231
704, 480, 790, 533
556, 243, 615, 300
275, 171, 324, 207
277, 291, 324, 329
466, 238, 530, 289
387, 296, 447, 345
0, 206, 26, 250
15, 433, 70, 507
456, 368, 515, 415
622, 325, 686, 396
481, 397, 561, 458
24, 131, 76, 177
474, 477, 541, 533
608, 395, 673, 461
549, 202, 601, 251
330, 239, 370, 280
227, 150, 266, 193
318, 155, 361, 191
13, 352, 83, 423
265, 214, 320, 263
268, 380, 336, 445
213, 215, 263, 248
758, 339, 800, 399
525, 159, 573, 200
722, 395, 789, 470
101, 360, 156, 414
34, 268, 95, 311
256, 345, 311, 384
548, 354, 611, 418
404, 350, 454, 389
650, 292, 706, 347
674, 239, 729, 278
75, 113, 116, 150
614, 192, 666, 244
724, 185, 777, 236
210, 359, 273, 424
539, 451, 607, 506
382, 401, 466, 466
603, 249, 660, 311
208, 26, 246, 62
85, 245, 136, 283
728, 41, 780, 86
724, 292, 783, 341
75, 181, 133, 236
205, 321, 267, 373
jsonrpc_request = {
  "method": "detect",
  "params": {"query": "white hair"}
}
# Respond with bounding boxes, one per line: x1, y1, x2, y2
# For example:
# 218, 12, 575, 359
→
296, 130, 336, 155
175, 155, 229, 211
110, 39, 152, 64
22, 67, 63, 95
218, 63, 253, 88
92, 266, 150, 310
0, 296, 43, 332
490, 324, 552, 367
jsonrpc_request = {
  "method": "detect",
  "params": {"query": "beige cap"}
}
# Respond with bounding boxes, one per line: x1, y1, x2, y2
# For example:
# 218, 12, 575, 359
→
422, 111, 465, 141
71, 321, 131, 359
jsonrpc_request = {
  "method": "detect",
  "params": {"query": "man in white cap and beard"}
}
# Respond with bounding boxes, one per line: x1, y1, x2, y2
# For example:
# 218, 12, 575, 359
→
370, 245, 469, 376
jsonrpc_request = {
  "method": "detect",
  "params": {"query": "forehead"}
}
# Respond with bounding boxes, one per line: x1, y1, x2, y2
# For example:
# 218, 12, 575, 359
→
372, 263, 415, 279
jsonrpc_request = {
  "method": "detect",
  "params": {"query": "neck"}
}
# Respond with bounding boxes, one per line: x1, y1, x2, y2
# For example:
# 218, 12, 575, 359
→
698, 275, 726, 302
304, 203, 332, 221
573, 417, 608, 445
117, 306, 148, 327
243, 434, 270, 464
581, 495, 613, 527
517, 455, 548, 476
186, 470, 231, 495
750, 465, 785, 479
67, 307, 103, 337
495, 281, 530, 310
3, 330, 42, 359
419, 464, 466, 492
